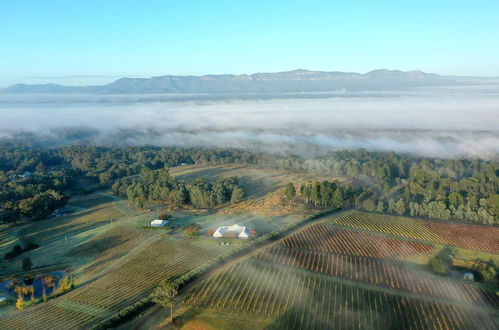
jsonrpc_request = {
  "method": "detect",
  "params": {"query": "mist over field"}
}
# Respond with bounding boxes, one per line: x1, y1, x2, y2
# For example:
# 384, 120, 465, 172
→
1, 85, 498, 158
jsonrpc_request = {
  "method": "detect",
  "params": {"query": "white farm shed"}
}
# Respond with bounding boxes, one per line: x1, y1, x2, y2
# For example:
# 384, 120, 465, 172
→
150, 219, 169, 227
463, 273, 474, 281
213, 224, 250, 238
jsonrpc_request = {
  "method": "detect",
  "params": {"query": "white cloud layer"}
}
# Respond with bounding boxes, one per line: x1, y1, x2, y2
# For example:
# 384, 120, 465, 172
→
1, 86, 498, 158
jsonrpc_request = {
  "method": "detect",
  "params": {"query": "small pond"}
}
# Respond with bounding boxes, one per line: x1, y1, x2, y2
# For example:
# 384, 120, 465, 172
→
0, 270, 65, 300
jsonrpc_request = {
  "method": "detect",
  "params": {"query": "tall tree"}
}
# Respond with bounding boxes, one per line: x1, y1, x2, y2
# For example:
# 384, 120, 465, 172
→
151, 280, 179, 323
231, 187, 244, 203
284, 183, 296, 201
376, 201, 385, 212
332, 189, 344, 210
395, 199, 406, 215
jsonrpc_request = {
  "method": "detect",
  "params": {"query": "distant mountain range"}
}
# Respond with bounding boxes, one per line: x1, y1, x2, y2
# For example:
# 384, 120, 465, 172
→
0, 69, 489, 94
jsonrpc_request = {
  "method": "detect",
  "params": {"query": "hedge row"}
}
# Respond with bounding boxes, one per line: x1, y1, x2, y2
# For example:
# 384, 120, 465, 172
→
90, 297, 153, 330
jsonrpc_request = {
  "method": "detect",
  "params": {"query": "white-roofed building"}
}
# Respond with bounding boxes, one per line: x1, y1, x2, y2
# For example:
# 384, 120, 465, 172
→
213, 224, 250, 238
464, 272, 474, 281
150, 219, 169, 227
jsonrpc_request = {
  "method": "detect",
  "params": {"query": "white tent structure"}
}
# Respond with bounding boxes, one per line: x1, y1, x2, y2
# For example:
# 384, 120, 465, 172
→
150, 219, 169, 227
213, 224, 250, 238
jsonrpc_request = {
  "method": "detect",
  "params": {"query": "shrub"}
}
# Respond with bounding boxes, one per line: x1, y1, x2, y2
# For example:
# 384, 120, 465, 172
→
158, 212, 171, 220
4, 244, 23, 260
182, 224, 201, 238
23, 241, 39, 251
22, 257, 33, 271
15, 296, 24, 310
429, 257, 447, 275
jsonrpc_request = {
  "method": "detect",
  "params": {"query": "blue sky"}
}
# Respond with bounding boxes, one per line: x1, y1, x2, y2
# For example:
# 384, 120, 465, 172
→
1, 1, 498, 86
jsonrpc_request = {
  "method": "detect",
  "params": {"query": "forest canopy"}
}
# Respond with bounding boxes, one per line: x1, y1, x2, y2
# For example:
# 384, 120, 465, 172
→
0, 144, 497, 225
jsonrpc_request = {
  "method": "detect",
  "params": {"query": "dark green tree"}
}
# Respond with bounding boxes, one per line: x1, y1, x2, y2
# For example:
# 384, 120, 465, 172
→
231, 187, 245, 203
376, 201, 385, 213
332, 189, 344, 210
395, 199, 406, 215
429, 257, 446, 275
151, 280, 179, 323
22, 257, 32, 271
284, 183, 296, 201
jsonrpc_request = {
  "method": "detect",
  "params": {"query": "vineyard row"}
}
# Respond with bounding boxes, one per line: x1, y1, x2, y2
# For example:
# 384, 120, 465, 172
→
186, 259, 497, 330
257, 245, 498, 309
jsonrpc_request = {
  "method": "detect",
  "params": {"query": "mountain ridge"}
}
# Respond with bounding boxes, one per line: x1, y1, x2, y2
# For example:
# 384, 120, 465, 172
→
0, 69, 479, 94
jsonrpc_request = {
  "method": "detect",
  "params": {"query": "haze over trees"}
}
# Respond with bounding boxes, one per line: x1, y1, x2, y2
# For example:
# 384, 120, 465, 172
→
0, 143, 497, 225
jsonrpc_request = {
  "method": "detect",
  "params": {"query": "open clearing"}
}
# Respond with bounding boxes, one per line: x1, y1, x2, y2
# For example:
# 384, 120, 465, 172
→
171, 164, 341, 217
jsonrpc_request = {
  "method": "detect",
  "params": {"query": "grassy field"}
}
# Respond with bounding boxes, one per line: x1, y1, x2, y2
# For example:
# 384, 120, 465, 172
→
181, 309, 274, 330
0, 196, 127, 277
172, 165, 286, 199
171, 164, 340, 217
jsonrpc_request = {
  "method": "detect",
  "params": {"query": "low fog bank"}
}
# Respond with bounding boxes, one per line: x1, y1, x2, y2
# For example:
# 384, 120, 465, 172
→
1, 86, 498, 158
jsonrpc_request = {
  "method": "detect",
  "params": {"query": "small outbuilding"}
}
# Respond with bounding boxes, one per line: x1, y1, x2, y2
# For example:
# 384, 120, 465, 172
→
150, 219, 169, 227
464, 272, 474, 281
213, 224, 250, 239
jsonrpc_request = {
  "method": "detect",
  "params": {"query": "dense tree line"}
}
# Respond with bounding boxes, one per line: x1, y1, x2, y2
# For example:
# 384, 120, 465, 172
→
0, 145, 253, 223
278, 152, 498, 225
299, 181, 346, 210
0, 143, 497, 224
346, 157, 498, 225
112, 167, 244, 208
1, 145, 259, 185
0, 148, 71, 223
